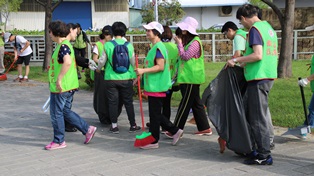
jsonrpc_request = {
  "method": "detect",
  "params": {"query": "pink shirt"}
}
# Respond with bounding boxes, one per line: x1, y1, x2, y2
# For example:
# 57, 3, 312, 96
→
177, 40, 201, 60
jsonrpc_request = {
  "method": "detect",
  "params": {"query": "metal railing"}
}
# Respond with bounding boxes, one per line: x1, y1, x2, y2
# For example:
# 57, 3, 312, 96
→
5, 30, 313, 63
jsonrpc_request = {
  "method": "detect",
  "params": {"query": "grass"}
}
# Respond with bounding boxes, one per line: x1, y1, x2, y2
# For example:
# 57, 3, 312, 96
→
9, 60, 312, 128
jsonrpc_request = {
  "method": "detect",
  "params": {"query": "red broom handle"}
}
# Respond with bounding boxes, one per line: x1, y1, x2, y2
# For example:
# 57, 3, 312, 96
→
136, 55, 145, 131
4, 59, 16, 74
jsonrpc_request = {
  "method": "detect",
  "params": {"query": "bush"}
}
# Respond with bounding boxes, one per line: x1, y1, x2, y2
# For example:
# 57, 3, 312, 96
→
3, 52, 17, 71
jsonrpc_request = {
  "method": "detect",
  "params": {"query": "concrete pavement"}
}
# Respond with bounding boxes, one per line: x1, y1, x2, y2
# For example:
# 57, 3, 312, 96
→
1, 74, 314, 176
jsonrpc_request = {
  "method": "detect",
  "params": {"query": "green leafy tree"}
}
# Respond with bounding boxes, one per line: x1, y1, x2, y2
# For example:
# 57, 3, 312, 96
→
0, 0, 22, 31
141, 0, 185, 25
36, 0, 63, 71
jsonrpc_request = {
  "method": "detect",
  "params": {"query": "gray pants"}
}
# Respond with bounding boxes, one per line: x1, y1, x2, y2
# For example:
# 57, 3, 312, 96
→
245, 80, 274, 158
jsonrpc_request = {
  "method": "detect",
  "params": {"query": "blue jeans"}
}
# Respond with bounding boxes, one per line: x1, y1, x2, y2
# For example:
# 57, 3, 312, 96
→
50, 91, 89, 143
305, 94, 314, 127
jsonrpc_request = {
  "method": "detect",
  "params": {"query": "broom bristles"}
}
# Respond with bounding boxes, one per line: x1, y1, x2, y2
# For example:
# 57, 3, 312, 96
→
134, 132, 155, 147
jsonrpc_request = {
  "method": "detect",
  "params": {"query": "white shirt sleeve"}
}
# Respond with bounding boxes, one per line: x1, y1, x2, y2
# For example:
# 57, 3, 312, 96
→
92, 45, 99, 55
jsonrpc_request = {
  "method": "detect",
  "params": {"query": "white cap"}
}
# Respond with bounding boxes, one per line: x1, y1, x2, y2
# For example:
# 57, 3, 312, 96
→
305, 25, 314, 31
4, 32, 11, 43
143, 21, 164, 34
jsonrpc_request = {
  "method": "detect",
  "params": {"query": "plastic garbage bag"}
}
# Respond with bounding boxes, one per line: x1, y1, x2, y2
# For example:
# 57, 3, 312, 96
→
202, 66, 252, 154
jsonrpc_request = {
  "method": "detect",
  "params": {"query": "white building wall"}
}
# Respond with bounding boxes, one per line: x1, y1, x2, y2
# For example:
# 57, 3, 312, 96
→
91, 12, 130, 29
182, 6, 242, 29
7, 12, 45, 30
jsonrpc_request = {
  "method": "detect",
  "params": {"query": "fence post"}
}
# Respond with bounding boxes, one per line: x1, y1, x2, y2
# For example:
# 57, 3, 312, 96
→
293, 30, 298, 60
212, 33, 216, 62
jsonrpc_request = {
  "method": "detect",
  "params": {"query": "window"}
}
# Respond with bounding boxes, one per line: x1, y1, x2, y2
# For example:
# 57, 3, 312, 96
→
94, 0, 128, 12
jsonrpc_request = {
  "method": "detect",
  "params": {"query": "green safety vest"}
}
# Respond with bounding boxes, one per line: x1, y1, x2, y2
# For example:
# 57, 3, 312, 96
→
177, 37, 205, 84
104, 38, 136, 80
143, 41, 171, 92
236, 29, 247, 56
244, 21, 278, 81
236, 29, 247, 40
163, 42, 179, 79
310, 55, 314, 92
48, 39, 79, 93
90, 40, 105, 80
73, 31, 86, 49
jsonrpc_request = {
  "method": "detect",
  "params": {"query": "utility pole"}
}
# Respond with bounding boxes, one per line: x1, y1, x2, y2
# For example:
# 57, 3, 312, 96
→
153, 0, 158, 22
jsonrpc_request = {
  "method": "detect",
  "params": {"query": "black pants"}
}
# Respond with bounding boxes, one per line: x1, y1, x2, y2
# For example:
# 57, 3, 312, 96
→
148, 96, 179, 142
106, 80, 135, 126
93, 71, 123, 124
174, 84, 210, 131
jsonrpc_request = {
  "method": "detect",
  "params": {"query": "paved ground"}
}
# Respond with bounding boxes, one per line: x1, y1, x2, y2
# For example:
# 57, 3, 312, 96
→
1, 74, 314, 176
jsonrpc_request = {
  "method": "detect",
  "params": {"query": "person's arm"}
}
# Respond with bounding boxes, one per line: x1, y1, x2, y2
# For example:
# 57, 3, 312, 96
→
130, 53, 135, 67
136, 49, 164, 76
56, 49, 72, 92
13, 45, 18, 60
177, 40, 201, 61
233, 35, 246, 58
83, 31, 91, 46
96, 51, 107, 71
92, 45, 99, 63
20, 40, 30, 54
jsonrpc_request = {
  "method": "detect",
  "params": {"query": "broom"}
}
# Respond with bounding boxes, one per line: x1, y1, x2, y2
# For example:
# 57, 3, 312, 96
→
134, 54, 155, 147
0, 59, 16, 81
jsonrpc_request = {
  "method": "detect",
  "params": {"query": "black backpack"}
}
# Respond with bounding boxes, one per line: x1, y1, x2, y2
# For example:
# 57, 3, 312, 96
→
109, 40, 130, 74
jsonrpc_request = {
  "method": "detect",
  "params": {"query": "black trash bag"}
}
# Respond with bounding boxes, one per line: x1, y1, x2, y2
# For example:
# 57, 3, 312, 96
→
75, 56, 89, 68
202, 65, 252, 154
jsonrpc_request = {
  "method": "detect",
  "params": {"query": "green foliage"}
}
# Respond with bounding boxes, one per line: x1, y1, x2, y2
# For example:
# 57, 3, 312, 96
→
141, 0, 185, 25
249, 0, 269, 9
3, 52, 17, 71
7, 29, 45, 35
140, 3, 155, 24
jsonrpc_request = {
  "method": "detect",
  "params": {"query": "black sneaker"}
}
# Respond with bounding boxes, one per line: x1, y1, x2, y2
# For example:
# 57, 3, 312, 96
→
109, 127, 119, 134
129, 125, 141, 132
244, 155, 273, 165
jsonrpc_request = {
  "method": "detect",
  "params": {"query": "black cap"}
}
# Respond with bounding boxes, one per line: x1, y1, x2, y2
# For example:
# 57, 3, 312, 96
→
102, 25, 113, 35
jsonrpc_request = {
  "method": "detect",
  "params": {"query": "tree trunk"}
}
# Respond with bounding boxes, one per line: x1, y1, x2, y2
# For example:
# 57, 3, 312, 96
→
42, 1, 53, 72
277, 0, 295, 78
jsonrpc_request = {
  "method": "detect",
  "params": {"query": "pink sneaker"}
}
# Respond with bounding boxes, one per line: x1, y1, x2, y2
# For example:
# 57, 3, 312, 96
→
85, 126, 97, 144
45, 141, 66, 150
194, 128, 213, 136
140, 143, 159, 149
172, 129, 183, 145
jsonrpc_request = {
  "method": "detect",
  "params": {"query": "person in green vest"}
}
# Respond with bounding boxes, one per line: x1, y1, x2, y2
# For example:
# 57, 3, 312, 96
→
73, 23, 91, 77
226, 4, 278, 165
136, 21, 183, 149
0, 30, 4, 73
45, 20, 97, 150
298, 24, 314, 128
221, 21, 247, 58
172, 16, 212, 136
89, 25, 122, 125
96, 21, 140, 134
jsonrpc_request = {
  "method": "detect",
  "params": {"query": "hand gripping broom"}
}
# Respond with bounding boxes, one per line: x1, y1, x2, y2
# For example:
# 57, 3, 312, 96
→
134, 55, 155, 147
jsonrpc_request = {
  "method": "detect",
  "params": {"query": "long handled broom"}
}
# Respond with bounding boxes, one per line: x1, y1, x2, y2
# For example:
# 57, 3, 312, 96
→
298, 77, 311, 137
134, 55, 155, 147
